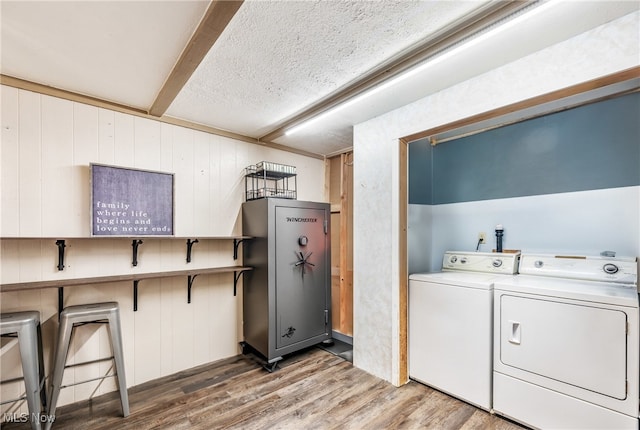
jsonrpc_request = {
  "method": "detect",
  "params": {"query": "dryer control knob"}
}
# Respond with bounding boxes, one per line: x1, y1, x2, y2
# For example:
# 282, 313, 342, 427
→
603, 263, 619, 274
460, 257, 467, 264
534, 260, 544, 268
492, 259, 503, 268
449, 256, 458, 264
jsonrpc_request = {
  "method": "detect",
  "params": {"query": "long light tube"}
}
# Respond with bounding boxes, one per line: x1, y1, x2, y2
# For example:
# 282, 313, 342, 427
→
285, 0, 559, 136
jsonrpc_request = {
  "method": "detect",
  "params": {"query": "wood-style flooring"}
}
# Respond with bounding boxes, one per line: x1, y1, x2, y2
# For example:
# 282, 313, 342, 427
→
4, 347, 526, 429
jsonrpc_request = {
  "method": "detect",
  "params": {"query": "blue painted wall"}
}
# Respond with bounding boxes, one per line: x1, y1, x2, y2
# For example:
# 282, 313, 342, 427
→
409, 92, 640, 205
408, 92, 640, 273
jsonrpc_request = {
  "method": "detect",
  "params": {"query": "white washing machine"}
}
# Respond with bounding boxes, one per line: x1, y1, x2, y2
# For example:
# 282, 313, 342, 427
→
409, 251, 520, 411
493, 253, 639, 429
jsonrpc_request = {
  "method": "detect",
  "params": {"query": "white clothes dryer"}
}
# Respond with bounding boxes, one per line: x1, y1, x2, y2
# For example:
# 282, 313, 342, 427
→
409, 251, 520, 411
493, 253, 639, 429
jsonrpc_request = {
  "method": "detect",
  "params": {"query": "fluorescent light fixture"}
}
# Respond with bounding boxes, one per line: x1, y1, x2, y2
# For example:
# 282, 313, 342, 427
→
285, 0, 559, 136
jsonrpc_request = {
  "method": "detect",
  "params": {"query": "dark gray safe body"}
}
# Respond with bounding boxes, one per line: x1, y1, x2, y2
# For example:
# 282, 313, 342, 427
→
242, 198, 331, 363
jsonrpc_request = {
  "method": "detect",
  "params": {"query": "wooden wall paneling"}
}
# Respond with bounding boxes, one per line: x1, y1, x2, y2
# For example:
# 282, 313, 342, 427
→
132, 247, 163, 385
330, 212, 341, 331
67, 239, 109, 279
343, 152, 354, 335
339, 154, 349, 335
328, 156, 341, 331
72, 103, 99, 239
193, 274, 213, 367
172, 127, 195, 235
134, 276, 163, 385
1, 86, 19, 235
0, 240, 19, 285
399, 140, 408, 385
159, 275, 176, 377
172, 275, 196, 372
158, 239, 183, 375
18, 90, 43, 237
207, 134, 221, 234
97, 108, 116, 164
0, 90, 327, 411
41, 96, 74, 236
18, 239, 44, 284
208, 274, 239, 359
133, 116, 161, 171
218, 136, 241, 236
113, 111, 135, 168
159, 122, 175, 176
192, 250, 222, 368
193, 132, 212, 234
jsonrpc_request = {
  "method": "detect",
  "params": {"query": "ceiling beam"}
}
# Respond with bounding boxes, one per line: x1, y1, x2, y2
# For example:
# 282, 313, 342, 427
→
259, 0, 531, 142
148, 0, 244, 117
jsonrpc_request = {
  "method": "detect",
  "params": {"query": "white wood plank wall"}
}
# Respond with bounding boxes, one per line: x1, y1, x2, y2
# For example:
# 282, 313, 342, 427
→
0, 85, 325, 414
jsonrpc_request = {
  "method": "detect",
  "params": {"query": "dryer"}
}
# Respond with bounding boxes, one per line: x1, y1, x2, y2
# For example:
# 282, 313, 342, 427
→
493, 254, 639, 429
409, 251, 520, 411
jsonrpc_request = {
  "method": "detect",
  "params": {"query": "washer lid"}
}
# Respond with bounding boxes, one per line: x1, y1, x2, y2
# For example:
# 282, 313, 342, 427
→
494, 275, 639, 308
410, 271, 511, 290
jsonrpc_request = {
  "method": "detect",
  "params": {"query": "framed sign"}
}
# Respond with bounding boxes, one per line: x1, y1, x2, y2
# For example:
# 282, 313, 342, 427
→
91, 163, 174, 236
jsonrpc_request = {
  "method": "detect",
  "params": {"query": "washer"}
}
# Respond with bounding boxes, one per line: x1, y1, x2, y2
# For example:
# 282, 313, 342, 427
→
493, 253, 639, 429
409, 251, 520, 411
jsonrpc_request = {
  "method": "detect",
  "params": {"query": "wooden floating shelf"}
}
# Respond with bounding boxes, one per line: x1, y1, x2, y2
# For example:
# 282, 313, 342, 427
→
0, 236, 253, 240
0, 266, 253, 293
0, 236, 255, 311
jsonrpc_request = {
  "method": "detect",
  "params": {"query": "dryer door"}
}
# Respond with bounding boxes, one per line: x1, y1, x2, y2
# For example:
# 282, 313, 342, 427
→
498, 294, 628, 399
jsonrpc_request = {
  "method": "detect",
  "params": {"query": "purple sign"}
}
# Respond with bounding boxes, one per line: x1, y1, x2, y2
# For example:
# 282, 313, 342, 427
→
91, 164, 174, 236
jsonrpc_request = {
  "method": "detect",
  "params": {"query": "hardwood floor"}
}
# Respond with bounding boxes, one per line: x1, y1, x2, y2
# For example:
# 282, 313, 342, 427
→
4, 347, 526, 429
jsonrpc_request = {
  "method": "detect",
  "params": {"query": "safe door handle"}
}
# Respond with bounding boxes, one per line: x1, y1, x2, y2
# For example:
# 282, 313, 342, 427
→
508, 320, 521, 345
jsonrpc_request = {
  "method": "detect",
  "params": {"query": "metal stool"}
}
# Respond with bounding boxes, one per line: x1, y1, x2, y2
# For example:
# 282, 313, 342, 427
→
46, 302, 129, 429
0, 311, 47, 430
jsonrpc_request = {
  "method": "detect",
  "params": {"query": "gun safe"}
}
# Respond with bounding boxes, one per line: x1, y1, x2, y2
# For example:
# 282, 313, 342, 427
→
241, 198, 331, 367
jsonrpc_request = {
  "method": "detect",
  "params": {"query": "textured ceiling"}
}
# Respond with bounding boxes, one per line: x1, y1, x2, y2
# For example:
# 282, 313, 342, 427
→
1, 1, 638, 157
164, 0, 482, 138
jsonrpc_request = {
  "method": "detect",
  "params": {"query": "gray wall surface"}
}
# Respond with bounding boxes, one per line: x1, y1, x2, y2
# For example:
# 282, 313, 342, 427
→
409, 92, 640, 205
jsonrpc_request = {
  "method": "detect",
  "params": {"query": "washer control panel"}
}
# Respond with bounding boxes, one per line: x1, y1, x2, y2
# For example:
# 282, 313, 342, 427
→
442, 251, 520, 274
519, 254, 638, 284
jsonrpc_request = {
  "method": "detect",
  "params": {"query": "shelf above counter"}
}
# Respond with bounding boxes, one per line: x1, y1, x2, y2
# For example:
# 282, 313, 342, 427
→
0, 236, 252, 270
0, 265, 252, 292
1, 265, 253, 313
0, 236, 254, 312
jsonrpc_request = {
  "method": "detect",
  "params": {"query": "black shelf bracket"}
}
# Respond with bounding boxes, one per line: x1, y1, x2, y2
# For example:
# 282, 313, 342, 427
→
186, 239, 199, 263
131, 240, 143, 267
133, 280, 140, 312
55, 240, 66, 271
58, 286, 64, 319
233, 238, 247, 260
187, 275, 199, 304
233, 270, 250, 296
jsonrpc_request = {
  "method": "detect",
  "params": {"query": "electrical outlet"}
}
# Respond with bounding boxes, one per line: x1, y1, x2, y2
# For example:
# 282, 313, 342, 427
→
478, 232, 486, 244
